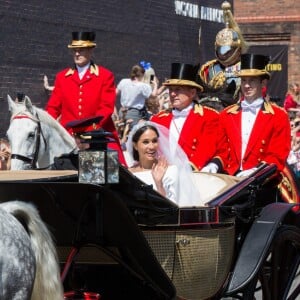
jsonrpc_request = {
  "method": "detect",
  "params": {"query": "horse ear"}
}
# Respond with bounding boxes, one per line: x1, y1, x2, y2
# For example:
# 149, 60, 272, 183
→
24, 96, 35, 115
7, 95, 16, 112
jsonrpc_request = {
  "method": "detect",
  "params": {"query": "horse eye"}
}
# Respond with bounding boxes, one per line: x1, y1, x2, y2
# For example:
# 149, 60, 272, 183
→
28, 132, 35, 139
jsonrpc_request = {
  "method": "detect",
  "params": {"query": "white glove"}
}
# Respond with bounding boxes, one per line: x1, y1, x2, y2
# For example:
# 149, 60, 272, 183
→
236, 167, 258, 177
200, 162, 219, 173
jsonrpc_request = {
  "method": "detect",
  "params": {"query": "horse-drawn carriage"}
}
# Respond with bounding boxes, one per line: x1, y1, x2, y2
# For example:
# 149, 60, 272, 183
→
0, 161, 299, 300
2, 95, 300, 299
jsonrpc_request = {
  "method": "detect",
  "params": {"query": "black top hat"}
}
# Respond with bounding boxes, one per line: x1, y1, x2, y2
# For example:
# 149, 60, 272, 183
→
163, 63, 203, 91
236, 54, 270, 79
68, 31, 96, 48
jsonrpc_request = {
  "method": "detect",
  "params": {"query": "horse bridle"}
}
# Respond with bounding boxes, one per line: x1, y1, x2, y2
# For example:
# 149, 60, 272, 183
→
10, 113, 48, 169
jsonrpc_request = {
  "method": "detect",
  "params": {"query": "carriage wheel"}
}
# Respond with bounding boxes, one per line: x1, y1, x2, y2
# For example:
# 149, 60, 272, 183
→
247, 225, 300, 300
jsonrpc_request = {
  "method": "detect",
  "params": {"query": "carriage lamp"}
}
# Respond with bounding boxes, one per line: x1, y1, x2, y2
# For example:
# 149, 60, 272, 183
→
78, 130, 119, 185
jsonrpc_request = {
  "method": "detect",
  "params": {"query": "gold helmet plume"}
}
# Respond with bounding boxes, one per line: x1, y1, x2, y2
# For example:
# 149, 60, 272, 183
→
222, 1, 248, 53
215, 1, 248, 66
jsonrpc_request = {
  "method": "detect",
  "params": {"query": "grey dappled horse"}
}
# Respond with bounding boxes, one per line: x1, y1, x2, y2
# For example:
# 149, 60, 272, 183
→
0, 201, 63, 299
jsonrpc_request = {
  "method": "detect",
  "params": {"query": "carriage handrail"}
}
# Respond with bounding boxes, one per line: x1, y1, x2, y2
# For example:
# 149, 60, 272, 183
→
207, 163, 277, 208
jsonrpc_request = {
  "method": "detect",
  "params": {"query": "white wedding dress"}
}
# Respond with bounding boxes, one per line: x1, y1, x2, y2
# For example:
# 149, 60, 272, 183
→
126, 121, 207, 207
132, 165, 179, 204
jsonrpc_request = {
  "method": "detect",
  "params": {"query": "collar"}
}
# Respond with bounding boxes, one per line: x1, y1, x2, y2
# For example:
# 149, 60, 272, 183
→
77, 63, 90, 74
65, 61, 99, 77
226, 99, 274, 115
241, 98, 264, 113
172, 104, 193, 118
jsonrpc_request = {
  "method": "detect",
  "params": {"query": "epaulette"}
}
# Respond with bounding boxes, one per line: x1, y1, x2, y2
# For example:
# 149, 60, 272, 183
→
65, 68, 75, 77
199, 59, 218, 82
193, 103, 203, 116
200, 59, 218, 72
225, 103, 240, 114
90, 64, 99, 76
262, 101, 274, 115
156, 110, 171, 118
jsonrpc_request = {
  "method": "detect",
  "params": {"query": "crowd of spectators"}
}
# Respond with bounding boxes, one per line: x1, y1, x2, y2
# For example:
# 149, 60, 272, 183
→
0, 138, 11, 170
113, 62, 170, 151
282, 82, 300, 180
114, 65, 300, 183
3, 53, 299, 189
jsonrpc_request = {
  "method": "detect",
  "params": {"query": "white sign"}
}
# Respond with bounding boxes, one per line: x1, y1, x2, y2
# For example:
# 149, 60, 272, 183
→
174, 1, 224, 23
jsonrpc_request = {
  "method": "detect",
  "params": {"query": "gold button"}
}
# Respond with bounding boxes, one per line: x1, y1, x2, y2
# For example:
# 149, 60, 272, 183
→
260, 149, 263, 153
78, 105, 82, 110
193, 138, 197, 143
190, 153, 194, 157
192, 146, 196, 150
262, 140, 266, 144
79, 91, 83, 95
79, 99, 82, 103
258, 158, 261, 162
227, 164, 230, 168
79, 112, 82, 116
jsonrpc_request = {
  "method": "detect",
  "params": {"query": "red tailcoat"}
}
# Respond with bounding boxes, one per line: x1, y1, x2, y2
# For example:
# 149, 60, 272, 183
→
219, 101, 291, 175
151, 104, 225, 170
45, 63, 126, 165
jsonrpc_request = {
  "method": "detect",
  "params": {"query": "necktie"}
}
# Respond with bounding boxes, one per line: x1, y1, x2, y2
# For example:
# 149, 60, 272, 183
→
241, 100, 263, 114
172, 107, 191, 118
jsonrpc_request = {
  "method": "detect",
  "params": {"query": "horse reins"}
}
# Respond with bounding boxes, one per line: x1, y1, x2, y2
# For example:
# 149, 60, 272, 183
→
10, 113, 48, 169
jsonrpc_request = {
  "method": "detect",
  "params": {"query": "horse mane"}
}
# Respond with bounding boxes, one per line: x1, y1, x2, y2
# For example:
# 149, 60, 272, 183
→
32, 106, 76, 147
11, 98, 76, 148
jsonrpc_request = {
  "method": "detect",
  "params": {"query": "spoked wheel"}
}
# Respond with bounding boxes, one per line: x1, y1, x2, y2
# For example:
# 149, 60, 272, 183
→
252, 225, 300, 300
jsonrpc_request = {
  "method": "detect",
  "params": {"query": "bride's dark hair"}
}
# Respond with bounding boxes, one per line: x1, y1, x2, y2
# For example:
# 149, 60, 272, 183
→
131, 124, 159, 161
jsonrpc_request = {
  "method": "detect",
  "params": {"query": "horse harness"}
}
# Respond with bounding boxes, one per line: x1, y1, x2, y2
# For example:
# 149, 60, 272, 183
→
10, 112, 48, 169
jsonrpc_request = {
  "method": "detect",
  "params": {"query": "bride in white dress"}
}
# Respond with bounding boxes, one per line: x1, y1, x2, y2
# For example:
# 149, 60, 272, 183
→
126, 121, 203, 207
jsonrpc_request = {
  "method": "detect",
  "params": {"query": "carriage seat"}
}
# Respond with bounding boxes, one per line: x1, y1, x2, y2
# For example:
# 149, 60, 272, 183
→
192, 172, 242, 205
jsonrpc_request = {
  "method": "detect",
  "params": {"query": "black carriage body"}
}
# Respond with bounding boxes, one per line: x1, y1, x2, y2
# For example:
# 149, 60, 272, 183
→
0, 164, 299, 299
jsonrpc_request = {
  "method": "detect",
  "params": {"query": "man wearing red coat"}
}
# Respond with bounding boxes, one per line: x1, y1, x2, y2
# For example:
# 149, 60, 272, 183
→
151, 63, 225, 171
206, 54, 291, 176
45, 31, 125, 165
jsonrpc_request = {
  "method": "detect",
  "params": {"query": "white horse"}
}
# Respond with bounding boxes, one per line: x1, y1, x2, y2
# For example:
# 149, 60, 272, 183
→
7, 95, 76, 170
0, 200, 63, 299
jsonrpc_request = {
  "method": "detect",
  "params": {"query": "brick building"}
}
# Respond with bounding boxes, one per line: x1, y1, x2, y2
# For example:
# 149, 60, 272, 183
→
1, 0, 298, 137
234, 0, 300, 94
0, 0, 228, 136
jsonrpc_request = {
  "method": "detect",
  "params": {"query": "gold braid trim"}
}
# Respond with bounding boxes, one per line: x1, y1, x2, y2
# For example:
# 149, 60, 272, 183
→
278, 168, 298, 204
